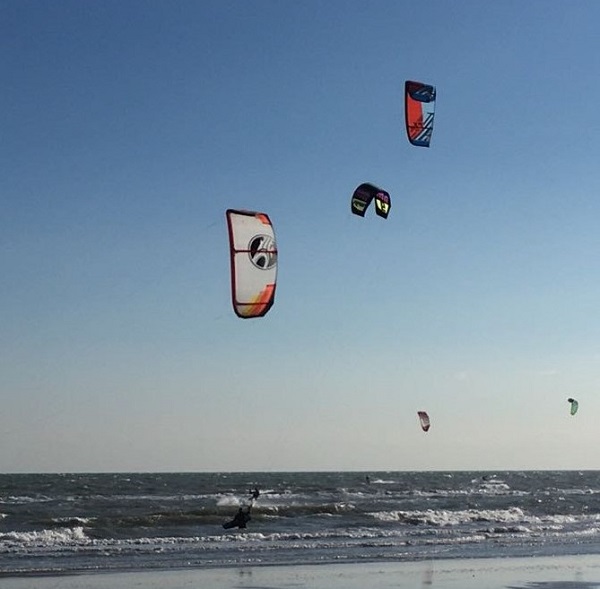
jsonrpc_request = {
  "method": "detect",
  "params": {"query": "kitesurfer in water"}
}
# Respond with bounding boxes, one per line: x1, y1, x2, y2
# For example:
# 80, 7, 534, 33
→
223, 489, 259, 530
223, 506, 252, 530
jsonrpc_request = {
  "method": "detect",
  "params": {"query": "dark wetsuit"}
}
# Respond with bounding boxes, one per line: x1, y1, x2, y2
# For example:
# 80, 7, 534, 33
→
223, 507, 251, 529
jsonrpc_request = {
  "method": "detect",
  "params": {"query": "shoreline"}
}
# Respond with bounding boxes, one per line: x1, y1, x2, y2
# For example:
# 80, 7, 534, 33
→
1, 554, 599, 588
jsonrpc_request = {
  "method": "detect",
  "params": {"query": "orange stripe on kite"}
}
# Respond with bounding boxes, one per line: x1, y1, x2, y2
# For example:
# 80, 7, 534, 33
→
237, 283, 275, 317
406, 97, 424, 139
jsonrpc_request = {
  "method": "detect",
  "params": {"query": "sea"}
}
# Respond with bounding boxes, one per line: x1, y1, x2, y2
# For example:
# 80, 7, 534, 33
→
1, 471, 599, 576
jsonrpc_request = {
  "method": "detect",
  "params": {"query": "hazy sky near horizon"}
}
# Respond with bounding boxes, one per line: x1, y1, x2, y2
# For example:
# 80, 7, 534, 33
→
2, 0, 600, 473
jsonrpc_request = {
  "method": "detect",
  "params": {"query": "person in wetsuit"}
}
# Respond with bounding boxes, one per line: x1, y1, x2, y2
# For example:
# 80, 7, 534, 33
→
223, 506, 251, 529
223, 489, 260, 530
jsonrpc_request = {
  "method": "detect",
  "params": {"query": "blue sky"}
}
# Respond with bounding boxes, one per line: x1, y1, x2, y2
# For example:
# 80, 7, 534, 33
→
2, 0, 600, 472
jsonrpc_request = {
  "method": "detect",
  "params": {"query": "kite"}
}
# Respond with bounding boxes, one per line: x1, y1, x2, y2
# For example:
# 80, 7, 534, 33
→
417, 411, 431, 432
567, 398, 579, 416
351, 183, 391, 219
405, 80, 436, 148
225, 209, 277, 318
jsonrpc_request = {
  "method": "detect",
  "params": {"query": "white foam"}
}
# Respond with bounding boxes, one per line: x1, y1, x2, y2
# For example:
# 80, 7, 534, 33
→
216, 495, 243, 507
51, 516, 93, 525
0, 526, 89, 548
0, 495, 51, 505
370, 507, 527, 526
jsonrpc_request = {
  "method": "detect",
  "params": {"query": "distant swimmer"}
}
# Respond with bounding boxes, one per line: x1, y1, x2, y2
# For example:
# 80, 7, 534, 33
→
365, 475, 371, 485
223, 506, 251, 530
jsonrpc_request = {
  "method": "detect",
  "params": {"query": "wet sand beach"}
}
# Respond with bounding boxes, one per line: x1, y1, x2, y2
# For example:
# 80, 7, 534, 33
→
2, 555, 599, 589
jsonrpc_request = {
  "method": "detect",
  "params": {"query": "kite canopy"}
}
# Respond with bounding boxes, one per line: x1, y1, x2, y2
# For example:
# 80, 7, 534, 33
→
405, 80, 436, 147
567, 398, 579, 416
225, 209, 277, 319
417, 411, 430, 432
351, 183, 391, 219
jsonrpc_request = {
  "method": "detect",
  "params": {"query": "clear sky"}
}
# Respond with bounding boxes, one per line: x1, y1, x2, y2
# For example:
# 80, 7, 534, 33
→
2, 0, 600, 473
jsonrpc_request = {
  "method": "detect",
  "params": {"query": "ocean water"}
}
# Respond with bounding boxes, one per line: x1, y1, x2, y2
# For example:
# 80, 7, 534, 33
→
0, 471, 599, 576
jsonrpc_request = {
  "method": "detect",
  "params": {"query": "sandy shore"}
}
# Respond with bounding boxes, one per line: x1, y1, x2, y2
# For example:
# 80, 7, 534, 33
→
1, 554, 599, 589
